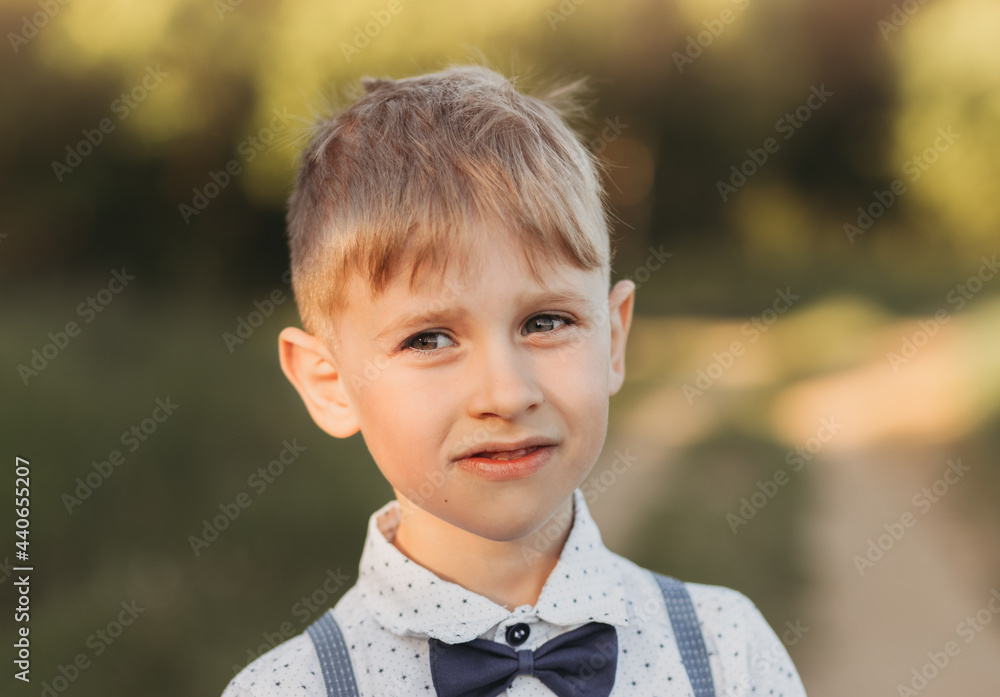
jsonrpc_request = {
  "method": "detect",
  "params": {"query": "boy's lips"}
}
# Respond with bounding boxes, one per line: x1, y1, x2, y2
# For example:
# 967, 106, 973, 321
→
472, 446, 536, 460
454, 444, 556, 481
453, 436, 560, 462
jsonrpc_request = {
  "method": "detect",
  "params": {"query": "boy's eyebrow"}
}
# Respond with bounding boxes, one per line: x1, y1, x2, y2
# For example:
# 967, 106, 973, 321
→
374, 288, 594, 340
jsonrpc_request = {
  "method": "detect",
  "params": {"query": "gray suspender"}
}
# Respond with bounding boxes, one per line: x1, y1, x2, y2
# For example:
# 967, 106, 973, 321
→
305, 612, 361, 697
306, 571, 715, 696
652, 573, 716, 697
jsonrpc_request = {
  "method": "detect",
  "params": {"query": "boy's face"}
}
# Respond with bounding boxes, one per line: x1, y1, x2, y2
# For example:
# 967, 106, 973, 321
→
281, 224, 635, 544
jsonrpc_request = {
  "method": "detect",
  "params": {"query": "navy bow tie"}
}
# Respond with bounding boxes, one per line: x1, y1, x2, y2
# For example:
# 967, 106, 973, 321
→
428, 620, 618, 697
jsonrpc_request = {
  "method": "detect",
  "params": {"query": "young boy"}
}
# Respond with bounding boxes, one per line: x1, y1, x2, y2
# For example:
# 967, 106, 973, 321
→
221, 63, 807, 697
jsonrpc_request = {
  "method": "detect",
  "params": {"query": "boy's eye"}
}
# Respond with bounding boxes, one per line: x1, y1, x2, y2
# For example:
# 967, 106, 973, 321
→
405, 332, 455, 352
523, 314, 572, 334
401, 314, 574, 354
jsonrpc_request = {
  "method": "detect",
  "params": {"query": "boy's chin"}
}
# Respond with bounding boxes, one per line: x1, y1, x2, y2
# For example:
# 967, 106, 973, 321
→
407, 489, 574, 544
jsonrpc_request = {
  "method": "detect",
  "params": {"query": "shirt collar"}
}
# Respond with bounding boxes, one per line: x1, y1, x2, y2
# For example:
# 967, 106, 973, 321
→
355, 487, 630, 643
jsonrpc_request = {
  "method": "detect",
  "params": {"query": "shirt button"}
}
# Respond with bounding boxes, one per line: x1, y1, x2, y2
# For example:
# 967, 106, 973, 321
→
506, 623, 530, 646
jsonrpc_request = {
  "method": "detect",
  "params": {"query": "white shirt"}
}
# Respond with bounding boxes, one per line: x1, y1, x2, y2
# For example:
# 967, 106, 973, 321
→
221, 487, 807, 696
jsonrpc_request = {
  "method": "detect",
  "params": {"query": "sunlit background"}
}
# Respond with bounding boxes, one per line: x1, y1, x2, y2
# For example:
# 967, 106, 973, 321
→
1, 0, 999, 695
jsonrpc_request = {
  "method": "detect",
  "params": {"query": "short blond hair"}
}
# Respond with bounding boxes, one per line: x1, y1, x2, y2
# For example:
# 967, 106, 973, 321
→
286, 63, 613, 346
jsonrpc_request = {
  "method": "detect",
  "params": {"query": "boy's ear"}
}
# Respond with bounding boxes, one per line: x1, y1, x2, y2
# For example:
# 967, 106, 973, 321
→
278, 327, 360, 438
607, 279, 636, 396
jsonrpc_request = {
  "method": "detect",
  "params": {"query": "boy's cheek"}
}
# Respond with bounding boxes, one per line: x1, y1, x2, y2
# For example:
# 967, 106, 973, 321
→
556, 323, 602, 360
549, 342, 611, 391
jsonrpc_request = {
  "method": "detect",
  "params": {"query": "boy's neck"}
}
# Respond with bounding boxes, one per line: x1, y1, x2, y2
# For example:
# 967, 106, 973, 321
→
387, 495, 575, 612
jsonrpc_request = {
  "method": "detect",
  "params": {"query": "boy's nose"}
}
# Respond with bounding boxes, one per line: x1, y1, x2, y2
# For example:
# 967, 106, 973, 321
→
465, 340, 544, 421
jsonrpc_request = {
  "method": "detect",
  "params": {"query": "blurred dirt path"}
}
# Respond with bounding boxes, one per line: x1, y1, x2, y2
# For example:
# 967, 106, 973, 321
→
588, 383, 710, 551
799, 449, 1000, 697
590, 382, 1000, 697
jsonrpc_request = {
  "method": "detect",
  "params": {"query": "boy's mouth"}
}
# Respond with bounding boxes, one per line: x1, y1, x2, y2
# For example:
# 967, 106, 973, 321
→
470, 446, 539, 461
454, 444, 556, 481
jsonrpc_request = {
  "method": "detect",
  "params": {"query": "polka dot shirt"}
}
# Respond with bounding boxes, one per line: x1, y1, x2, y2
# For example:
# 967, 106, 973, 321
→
221, 487, 807, 696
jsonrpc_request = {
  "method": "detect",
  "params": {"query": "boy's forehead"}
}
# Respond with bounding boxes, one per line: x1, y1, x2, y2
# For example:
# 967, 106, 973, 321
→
342, 248, 604, 326
407, 252, 596, 298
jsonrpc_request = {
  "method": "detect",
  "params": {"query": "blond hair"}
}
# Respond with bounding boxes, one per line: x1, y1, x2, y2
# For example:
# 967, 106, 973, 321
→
286, 62, 613, 346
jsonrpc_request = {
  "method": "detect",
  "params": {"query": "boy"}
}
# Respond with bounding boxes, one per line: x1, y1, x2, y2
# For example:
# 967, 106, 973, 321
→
221, 63, 807, 697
